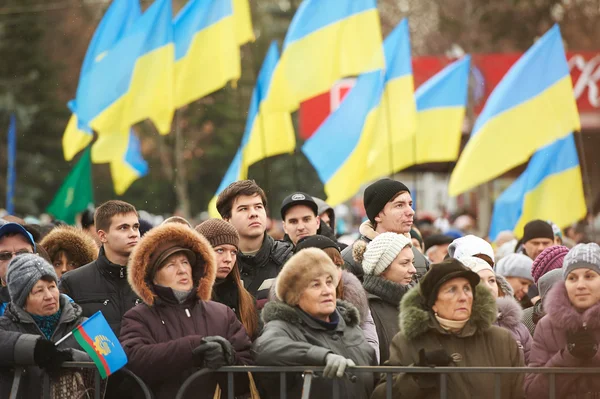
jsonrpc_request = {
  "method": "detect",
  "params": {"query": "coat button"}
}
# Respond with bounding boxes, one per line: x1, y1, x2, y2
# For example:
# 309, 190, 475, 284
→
332, 335, 339, 341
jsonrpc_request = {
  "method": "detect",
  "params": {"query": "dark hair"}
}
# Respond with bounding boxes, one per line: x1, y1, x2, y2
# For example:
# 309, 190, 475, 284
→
80, 209, 95, 229
95, 200, 138, 232
216, 180, 267, 219
373, 191, 405, 229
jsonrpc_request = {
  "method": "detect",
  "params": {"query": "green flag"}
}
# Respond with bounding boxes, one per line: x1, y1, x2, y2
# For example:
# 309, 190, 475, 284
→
47, 148, 94, 225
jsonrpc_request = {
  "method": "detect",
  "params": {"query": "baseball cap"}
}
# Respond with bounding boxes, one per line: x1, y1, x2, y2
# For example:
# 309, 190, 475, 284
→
0, 223, 36, 251
280, 192, 318, 220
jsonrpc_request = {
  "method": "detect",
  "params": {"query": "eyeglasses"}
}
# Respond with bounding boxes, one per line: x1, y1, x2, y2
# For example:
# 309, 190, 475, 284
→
0, 250, 34, 262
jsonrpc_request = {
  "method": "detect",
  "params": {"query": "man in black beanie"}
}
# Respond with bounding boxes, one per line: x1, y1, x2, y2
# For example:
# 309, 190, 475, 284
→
341, 178, 429, 280
521, 220, 554, 260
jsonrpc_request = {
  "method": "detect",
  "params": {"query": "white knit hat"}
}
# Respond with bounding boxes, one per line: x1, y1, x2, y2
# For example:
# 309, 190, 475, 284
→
459, 256, 493, 274
361, 232, 412, 276
496, 253, 534, 282
448, 235, 495, 263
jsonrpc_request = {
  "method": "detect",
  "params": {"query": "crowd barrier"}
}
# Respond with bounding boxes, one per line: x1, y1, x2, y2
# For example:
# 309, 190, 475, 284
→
10, 363, 600, 399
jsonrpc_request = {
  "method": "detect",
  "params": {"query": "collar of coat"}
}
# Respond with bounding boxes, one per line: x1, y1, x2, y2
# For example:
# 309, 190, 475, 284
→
358, 221, 411, 242
400, 284, 497, 341
5, 294, 82, 326
128, 223, 216, 306
543, 281, 600, 330
495, 296, 523, 330
96, 246, 128, 279
261, 299, 360, 330
239, 233, 293, 269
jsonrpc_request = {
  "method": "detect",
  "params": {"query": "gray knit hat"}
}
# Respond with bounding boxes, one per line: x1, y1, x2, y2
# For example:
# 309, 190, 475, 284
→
6, 254, 57, 308
538, 268, 563, 299
563, 243, 600, 280
495, 253, 534, 282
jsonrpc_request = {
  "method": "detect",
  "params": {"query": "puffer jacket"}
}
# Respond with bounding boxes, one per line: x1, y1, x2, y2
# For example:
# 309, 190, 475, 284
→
254, 300, 376, 399
372, 284, 525, 399
525, 283, 600, 399
119, 224, 253, 399
0, 295, 90, 399
496, 296, 532, 364
0, 330, 40, 368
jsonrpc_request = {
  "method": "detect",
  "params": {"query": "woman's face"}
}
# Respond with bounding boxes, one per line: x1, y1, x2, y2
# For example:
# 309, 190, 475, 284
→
153, 253, 194, 291
477, 269, 498, 299
25, 278, 60, 316
566, 268, 600, 311
52, 251, 78, 279
214, 244, 237, 279
381, 246, 416, 286
297, 273, 336, 322
432, 277, 473, 321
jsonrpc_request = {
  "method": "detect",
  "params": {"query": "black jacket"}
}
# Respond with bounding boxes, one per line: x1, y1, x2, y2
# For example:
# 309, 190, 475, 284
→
59, 247, 141, 336
0, 286, 9, 316
238, 234, 293, 303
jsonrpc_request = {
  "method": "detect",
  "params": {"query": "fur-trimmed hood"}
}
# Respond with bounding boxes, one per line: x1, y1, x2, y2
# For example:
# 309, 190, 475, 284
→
496, 274, 515, 297
399, 284, 497, 341
262, 299, 360, 328
40, 226, 98, 267
543, 281, 600, 330
495, 296, 523, 330
128, 223, 216, 306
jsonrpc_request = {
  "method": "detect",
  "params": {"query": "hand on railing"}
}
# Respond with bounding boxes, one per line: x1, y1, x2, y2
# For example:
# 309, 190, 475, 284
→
34, 339, 73, 376
567, 328, 599, 360
323, 354, 356, 379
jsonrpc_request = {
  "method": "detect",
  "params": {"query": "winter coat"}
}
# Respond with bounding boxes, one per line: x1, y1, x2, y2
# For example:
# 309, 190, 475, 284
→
0, 295, 90, 399
254, 300, 377, 399
0, 330, 40, 368
119, 224, 254, 399
238, 233, 293, 304
59, 247, 141, 336
495, 296, 532, 364
341, 221, 429, 281
525, 283, 600, 399
372, 284, 525, 399
521, 301, 544, 337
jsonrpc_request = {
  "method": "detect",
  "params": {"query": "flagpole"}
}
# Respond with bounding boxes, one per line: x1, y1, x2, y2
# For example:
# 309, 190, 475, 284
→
54, 331, 73, 347
6, 115, 16, 215
574, 130, 596, 240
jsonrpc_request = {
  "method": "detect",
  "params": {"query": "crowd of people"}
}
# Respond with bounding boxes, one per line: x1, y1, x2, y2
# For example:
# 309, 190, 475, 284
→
1, 178, 599, 398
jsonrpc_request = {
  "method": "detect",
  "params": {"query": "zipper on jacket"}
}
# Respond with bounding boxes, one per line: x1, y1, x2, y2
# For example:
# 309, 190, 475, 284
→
120, 268, 124, 278
103, 299, 110, 306
185, 309, 191, 318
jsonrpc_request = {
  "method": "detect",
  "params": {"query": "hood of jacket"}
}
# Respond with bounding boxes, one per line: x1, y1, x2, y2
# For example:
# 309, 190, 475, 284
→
128, 223, 216, 306
400, 284, 497, 341
543, 281, 600, 330
496, 274, 515, 297
40, 225, 99, 267
4, 294, 82, 325
313, 197, 335, 230
495, 296, 523, 330
262, 299, 360, 328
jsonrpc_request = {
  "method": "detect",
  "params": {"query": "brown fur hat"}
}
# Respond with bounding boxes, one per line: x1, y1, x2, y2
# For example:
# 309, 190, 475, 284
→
39, 226, 98, 267
275, 248, 340, 306
128, 223, 216, 306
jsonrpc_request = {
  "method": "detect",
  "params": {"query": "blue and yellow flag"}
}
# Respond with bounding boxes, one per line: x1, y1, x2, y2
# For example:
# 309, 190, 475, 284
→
71, 0, 174, 137
232, 0, 254, 45
262, 0, 384, 114
174, 0, 252, 109
489, 134, 586, 240
449, 25, 580, 196
208, 42, 293, 217
63, 0, 141, 161
415, 56, 471, 164
109, 131, 148, 195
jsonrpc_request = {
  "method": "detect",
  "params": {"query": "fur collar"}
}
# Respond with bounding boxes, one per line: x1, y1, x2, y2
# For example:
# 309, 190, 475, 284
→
358, 221, 378, 241
128, 224, 216, 306
495, 296, 523, 330
495, 274, 515, 297
400, 284, 497, 341
543, 282, 600, 329
262, 299, 360, 328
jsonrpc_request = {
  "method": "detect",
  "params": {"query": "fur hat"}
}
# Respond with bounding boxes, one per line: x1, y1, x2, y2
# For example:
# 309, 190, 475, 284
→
195, 218, 239, 250
448, 235, 495, 264
6, 254, 57, 308
419, 258, 480, 308
531, 245, 568, 283
275, 248, 339, 306
128, 223, 216, 306
40, 226, 98, 267
353, 233, 412, 276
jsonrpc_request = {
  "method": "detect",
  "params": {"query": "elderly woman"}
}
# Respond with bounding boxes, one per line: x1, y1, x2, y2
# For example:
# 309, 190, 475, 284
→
372, 259, 524, 399
525, 243, 600, 398
119, 223, 253, 399
353, 232, 416, 364
40, 225, 98, 279
0, 254, 89, 398
255, 248, 376, 399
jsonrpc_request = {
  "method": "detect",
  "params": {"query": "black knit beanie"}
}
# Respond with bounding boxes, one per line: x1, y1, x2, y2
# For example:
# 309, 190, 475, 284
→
522, 220, 554, 243
364, 179, 410, 223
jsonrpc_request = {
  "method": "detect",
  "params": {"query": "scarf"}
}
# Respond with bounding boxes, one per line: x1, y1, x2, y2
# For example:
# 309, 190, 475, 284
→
363, 275, 411, 306
301, 309, 340, 330
31, 309, 62, 340
172, 288, 194, 304
435, 314, 469, 333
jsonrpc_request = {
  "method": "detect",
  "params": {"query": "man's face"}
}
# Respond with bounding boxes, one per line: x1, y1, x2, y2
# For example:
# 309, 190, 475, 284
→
375, 192, 415, 234
523, 238, 554, 260
0, 234, 34, 282
225, 194, 267, 240
283, 205, 320, 245
97, 212, 140, 257
427, 244, 450, 263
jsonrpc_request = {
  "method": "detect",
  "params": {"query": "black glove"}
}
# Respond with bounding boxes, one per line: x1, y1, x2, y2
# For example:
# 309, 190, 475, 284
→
33, 339, 73, 374
192, 336, 235, 369
417, 348, 454, 367
567, 328, 598, 360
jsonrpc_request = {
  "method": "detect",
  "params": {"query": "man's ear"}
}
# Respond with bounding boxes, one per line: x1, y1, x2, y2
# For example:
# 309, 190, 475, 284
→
97, 229, 108, 243
315, 215, 320, 225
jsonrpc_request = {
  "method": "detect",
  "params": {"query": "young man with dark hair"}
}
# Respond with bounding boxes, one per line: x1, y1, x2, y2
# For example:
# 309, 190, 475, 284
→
280, 192, 320, 246
217, 180, 293, 306
60, 200, 140, 336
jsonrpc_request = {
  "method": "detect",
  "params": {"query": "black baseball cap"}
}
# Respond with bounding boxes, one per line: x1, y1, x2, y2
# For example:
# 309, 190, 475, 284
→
280, 192, 319, 220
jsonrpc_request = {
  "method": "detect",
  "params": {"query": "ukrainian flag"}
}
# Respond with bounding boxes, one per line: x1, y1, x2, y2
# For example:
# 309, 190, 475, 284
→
109, 131, 149, 195
208, 42, 294, 217
232, 0, 254, 45
174, 0, 252, 109
449, 24, 580, 196
262, 0, 384, 113
489, 134, 586, 240
71, 0, 174, 137
415, 56, 471, 164
63, 0, 141, 161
